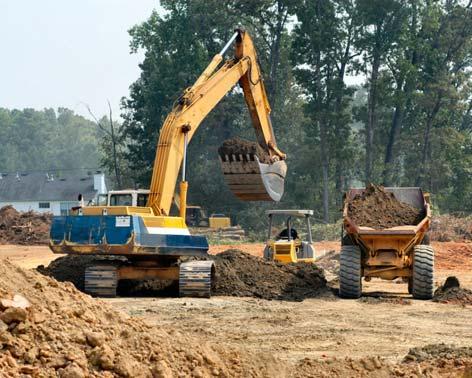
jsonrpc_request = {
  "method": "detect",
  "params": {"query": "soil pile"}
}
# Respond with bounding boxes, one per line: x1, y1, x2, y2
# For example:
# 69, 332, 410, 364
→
0, 260, 281, 377
218, 137, 270, 163
347, 184, 425, 229
433, 276, 472, 305
404, 343, 472, 362
0, 206, 51, 245
296, 344, 472, 377
39, 250, 328, 301
211, 250, 327, 300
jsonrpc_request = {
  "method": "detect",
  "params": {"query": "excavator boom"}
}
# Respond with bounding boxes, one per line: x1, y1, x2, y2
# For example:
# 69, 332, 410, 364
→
49, 29, 287, 298
147, 29, 287, 216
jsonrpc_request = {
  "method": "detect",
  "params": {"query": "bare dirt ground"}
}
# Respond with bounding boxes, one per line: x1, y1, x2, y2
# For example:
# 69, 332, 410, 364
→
1, 241, 471, 373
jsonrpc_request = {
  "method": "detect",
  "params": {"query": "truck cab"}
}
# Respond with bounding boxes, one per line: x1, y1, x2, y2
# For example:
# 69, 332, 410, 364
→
96, 189, 150, 207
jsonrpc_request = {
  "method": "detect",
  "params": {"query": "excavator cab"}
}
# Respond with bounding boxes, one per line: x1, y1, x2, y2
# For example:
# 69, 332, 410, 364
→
263, 210, 316, 264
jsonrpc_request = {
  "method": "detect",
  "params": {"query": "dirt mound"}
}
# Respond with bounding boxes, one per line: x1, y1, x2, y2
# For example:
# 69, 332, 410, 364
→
296, 345, 472, 377
0, 206, 51, 245
433, 276, 472, 305
404, 343, 472, 362
347, 184, 425, 229
218, 137, 270, 163
211, 250, 327, 300
0, 260, 281, 377
39, 250, 328, 301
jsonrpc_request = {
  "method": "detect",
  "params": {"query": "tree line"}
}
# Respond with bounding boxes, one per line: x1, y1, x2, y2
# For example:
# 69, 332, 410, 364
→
0, 108, 101, 175
106, 0, 472, 230
3, 1, 470, 232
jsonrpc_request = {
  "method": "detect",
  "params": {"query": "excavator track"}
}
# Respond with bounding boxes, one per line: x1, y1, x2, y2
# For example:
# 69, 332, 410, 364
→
84, 264, 119, 298
179, 261, 215, 298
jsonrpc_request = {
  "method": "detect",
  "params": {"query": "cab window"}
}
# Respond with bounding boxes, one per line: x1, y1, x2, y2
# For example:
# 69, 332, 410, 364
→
110, 194, 132, 206
137, 193, 149, 207
97, 194, 108, 206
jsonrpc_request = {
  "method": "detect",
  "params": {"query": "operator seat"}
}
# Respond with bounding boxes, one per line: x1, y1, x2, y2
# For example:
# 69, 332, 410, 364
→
277, 228, 298, 240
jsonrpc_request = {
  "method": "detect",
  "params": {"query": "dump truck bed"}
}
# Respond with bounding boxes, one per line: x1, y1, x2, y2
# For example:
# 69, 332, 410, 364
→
343, 187, 431, 237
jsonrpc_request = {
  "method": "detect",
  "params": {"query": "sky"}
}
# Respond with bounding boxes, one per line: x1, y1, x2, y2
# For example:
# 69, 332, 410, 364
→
1, 0, 159, 120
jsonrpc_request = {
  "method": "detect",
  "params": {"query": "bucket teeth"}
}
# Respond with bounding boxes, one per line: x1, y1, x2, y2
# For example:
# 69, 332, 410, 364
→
219, 155, 287, 201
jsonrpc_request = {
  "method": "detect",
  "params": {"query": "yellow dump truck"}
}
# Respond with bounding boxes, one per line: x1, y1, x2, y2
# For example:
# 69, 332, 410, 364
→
340, 187, 433, 299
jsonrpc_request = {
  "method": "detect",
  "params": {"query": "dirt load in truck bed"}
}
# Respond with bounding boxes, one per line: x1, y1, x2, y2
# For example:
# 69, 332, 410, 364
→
347, 184, 425, 229
218, 137, 270, 163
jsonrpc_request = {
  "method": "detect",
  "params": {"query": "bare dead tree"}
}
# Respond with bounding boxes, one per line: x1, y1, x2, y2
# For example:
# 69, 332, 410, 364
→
84, 101, 122, 188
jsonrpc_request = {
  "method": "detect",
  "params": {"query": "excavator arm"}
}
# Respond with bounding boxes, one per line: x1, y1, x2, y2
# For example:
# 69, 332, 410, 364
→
147, 29, 287, 216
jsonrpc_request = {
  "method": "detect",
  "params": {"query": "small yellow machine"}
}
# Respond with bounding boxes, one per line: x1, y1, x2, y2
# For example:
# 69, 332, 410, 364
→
263, 210, 315, 264
208, 214, 231, 229
341, 187, 433, 299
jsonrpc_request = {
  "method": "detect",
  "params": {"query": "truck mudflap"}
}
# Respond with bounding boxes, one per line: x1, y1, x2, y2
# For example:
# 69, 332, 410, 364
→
49, 215, 208, 256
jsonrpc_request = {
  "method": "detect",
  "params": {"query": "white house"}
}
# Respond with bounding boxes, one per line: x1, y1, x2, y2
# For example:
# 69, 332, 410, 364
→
0, 171, 107, 216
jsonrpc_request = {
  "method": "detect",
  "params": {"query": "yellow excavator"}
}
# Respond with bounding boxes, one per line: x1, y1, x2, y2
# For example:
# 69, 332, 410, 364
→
49, 29, 287, 298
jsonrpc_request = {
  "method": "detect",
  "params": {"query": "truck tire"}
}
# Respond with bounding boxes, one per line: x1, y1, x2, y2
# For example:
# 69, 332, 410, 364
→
339, 245, 362, 299
412, 245, 434, 300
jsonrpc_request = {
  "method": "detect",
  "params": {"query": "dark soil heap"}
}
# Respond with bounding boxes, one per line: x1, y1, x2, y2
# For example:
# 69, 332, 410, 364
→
38, 250, 328, 301
347, 184, 425, 229
218, 137, 270, 163
211, 250, 327, 300
404, 343, 472, 362
0, 260, 280, 377
296, 343, 472, 377
433, 276, 472, 305
0, 206, 51, 245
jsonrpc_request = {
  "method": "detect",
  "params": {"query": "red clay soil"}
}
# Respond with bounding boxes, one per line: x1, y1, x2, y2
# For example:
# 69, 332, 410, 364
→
0, 206, 50, 245
433, 241, 472, 271
218, 137, 270, 163
347, 184, 425, 229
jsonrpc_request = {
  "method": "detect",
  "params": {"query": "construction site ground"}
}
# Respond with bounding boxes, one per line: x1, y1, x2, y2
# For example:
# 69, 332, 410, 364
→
1, 240, 471, 374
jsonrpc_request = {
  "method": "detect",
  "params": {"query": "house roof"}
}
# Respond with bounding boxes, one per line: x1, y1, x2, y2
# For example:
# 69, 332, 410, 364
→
0, 172, 98, 202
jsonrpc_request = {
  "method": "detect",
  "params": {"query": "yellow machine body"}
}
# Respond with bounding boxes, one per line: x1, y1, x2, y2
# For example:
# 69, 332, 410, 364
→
208, 216, 231, 229
264, 210, 315, 264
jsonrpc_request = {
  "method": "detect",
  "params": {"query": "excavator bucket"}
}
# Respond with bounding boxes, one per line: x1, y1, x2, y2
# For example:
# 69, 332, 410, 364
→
219, 154, 287, 201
